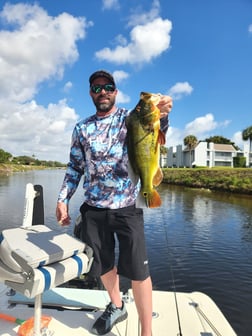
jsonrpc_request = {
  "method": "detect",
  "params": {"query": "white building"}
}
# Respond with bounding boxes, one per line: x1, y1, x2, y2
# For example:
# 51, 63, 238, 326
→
165, 141, 251, 168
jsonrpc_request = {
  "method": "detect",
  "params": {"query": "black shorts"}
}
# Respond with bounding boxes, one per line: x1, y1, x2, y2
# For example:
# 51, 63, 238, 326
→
79, 203, 150, 281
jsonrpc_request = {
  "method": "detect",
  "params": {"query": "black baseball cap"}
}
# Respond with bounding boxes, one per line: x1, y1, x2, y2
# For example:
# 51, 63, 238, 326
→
89, 70, 115, 87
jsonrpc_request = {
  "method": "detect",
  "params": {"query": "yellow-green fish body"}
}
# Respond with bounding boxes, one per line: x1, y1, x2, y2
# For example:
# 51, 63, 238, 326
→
126, 92, 165, 208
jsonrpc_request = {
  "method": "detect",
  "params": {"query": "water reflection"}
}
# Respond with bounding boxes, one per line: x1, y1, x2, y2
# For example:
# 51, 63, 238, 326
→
144, 184, 252, 335
0, 172, 252, 335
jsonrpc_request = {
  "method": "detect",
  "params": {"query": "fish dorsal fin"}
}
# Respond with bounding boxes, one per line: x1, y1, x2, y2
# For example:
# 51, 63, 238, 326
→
152, 167, 163, 187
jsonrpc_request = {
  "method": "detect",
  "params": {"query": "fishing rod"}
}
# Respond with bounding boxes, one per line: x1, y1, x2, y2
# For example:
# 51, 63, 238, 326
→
161, 211, 183, 336
169, 264, 183, 336
0, 313, 25, 326
160, 210, 224, 336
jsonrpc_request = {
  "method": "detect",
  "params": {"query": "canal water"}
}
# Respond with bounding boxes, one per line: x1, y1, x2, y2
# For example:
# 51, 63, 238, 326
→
0, 169, 252, 335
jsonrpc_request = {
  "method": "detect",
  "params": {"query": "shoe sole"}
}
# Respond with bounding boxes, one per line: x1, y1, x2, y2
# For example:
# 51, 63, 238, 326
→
91, 311, 128, 335
108, 311, 128, 333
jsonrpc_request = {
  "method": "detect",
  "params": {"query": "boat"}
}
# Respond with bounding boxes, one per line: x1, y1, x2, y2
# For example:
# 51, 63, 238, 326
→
0, 184, 237, 336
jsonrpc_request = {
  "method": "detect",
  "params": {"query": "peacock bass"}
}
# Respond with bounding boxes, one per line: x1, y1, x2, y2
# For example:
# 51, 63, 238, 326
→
126, 92, 166, 208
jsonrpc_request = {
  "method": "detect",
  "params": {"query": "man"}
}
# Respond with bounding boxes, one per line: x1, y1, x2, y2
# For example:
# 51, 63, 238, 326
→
56, 70, 173, 336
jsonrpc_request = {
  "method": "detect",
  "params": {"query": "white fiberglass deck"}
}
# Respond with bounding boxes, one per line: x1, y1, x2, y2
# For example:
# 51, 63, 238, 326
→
0, 284, 237, 336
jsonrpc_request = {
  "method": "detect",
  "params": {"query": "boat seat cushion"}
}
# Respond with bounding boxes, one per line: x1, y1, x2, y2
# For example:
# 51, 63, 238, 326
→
0, 225, 85, 273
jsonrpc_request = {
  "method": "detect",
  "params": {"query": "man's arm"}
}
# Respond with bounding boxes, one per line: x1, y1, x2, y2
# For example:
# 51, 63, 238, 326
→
158, 95, 173, 135
56, 126, 85, 225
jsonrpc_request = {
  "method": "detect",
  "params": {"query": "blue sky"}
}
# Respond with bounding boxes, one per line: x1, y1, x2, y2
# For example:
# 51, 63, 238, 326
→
0, 0, 252, 162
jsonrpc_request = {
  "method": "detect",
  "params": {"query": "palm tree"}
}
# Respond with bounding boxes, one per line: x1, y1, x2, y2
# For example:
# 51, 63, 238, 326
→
159, 145, 168, 167
242, 126, 252, 152
242, 126, 252, 167
184, 135, 198, 167
160, 145, 168, 156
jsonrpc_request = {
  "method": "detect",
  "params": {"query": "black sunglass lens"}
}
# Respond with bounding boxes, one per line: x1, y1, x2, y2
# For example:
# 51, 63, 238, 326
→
104, 84, 115, 92
91, 86, 101, 93
91, 84, 115, 93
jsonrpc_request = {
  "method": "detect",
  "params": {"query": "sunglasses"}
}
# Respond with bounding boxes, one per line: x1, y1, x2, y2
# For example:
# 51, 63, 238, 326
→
90, 84, 116, 94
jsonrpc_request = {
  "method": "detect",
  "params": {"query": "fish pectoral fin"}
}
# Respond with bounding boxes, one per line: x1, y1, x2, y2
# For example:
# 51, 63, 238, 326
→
158, 130, 166, 145
152, 167, 163, 187
143, 189, 162, 208
128, 161, 140, 185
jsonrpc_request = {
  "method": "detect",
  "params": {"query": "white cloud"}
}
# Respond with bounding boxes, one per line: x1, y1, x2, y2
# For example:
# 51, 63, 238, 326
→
248, 24, 252, 33
127, 0, 161, 27
185, 113, 217, 137
0, 3, 90, 162
111, 71, 130, 104
113, 70, 129, 84
48, 120, 66, 133
63, 81, 73, 93
116, 90, 130, 104
114, 34, 128, 46
95, 12, 172, 65
0, 99, 79, 162
166, 114, 232, 149
232, 131, 243, 149
166, 126, 184, 148
168, 82, 193, 100
0, 3, 91, 103
102, 0, 120, 10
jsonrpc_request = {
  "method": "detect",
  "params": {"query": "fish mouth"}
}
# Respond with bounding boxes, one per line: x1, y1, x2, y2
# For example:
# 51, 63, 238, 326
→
140, 92, 161, 106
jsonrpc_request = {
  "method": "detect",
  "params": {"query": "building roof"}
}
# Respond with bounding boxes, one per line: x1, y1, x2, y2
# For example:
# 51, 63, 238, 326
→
213, 144, 236, 151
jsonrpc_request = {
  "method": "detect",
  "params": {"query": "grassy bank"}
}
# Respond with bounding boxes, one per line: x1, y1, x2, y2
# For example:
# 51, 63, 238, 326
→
162, 168, 252, 195
0, 163, 49, 174
1, 164, 252, 196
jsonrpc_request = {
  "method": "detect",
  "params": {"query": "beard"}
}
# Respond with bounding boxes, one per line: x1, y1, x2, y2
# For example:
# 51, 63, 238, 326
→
93, 95, 116, 113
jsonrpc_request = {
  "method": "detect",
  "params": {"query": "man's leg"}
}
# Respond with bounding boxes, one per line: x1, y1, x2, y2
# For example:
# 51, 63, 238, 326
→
101, 268, 153, 336
101, 266, 122, 307
91, 266, 128, 335
132, 276, 152, 336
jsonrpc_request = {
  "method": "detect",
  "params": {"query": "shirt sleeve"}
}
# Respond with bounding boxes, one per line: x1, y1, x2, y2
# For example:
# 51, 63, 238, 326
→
57, 126, 85, 204
160, 115, 169, 135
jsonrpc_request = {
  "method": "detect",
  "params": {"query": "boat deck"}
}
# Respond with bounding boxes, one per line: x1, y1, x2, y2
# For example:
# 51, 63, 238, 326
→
0, 284, 237, 336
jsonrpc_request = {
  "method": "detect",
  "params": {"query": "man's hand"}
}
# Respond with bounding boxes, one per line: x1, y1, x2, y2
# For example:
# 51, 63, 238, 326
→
56, 202, 71, 226
157, 95, 173, 118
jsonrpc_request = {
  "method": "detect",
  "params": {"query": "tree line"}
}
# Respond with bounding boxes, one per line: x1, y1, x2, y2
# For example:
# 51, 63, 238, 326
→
2, 125, 252, 168
183, 125, 252, 152
183, 127, 252, 168
0, 148, 65, 167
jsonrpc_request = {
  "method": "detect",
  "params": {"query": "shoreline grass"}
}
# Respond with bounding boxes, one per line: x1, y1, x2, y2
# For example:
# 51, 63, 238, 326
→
1, 164, 252, 196
0, 163, 52, 174
162, 167, 252, 195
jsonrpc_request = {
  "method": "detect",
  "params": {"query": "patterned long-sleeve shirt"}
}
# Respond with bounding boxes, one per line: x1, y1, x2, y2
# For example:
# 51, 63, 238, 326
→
58, 107, 168, 209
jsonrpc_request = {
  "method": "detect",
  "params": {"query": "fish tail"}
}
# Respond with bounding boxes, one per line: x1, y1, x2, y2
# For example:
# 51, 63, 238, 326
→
143, 189, 162, 208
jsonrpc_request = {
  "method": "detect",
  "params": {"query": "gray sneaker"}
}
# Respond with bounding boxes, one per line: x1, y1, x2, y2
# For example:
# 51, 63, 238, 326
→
91, 301, 128, 335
